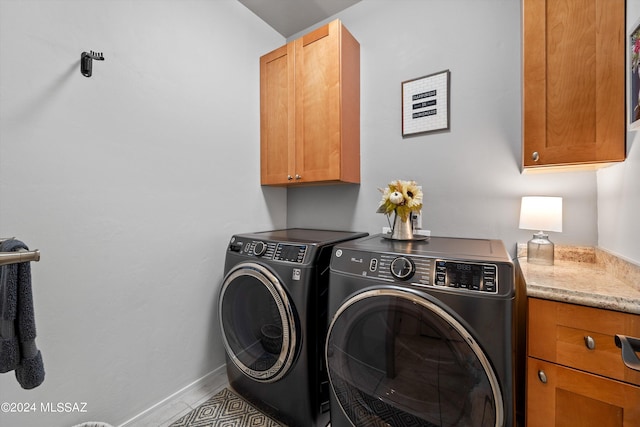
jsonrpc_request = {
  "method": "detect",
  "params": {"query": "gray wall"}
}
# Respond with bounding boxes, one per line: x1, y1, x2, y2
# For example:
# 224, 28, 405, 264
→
0, 1, 285, 426
287, 0, 599, 254
597, 0, 640, 265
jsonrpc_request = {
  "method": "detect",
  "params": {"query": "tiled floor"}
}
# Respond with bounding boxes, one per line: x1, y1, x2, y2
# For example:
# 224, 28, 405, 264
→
126, 368, 229, 427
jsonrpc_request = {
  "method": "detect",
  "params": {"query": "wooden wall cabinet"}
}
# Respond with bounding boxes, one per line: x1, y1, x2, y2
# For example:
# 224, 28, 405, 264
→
523, 0, 626, 170
526, 298, 640, 426
260, 19, 360, 186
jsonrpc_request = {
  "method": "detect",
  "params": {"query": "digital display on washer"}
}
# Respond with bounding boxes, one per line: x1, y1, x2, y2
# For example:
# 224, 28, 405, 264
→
275, 244, 306, 263
448, 262, 482, 289
436, 260, 497, 292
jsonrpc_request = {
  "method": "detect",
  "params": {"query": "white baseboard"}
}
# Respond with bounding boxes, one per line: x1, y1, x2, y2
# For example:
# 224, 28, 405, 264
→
118, 365, 228, 427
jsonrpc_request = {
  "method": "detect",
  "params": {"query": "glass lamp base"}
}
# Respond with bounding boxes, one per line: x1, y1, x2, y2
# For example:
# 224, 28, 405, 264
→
527, 232, 554, 266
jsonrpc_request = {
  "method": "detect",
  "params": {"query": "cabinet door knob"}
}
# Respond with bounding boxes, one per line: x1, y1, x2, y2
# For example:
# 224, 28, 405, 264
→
532, 151, 540, 162
537, 370, 547, 384
287, 175, 293, 181
584, 335, 596, 350
295, 174, 302, 180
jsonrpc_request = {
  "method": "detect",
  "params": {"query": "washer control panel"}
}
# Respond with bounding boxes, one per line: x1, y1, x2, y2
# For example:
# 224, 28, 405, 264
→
228, 237, 307, 264
434, 260, 497, 293
332, 249, 499, 294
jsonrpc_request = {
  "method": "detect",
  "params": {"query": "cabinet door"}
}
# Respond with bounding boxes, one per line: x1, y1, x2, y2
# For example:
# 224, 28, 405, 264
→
523, 0, 625, 168
260, 43, 295, 185
293, 20, 359, 184
294, 21, 343, 183
527, 358, 640, 427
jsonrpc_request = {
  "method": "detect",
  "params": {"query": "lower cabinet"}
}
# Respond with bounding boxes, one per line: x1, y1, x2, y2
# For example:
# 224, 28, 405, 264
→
526, 298, 640, 426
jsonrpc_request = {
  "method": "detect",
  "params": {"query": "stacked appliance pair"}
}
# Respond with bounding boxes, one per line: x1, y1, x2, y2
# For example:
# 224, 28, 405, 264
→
219, 230, 522, 427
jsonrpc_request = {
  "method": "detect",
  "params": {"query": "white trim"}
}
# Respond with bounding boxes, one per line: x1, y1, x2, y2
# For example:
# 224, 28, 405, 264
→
117, 365, 228, 427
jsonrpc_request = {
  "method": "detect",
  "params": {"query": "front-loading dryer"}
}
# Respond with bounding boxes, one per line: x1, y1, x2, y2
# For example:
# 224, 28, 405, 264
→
219, 228, 367, 427
325, 234, 524, 427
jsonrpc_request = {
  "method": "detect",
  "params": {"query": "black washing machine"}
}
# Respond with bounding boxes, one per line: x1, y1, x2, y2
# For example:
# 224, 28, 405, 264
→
326, 234, 525, 427
219, 228, 368, 427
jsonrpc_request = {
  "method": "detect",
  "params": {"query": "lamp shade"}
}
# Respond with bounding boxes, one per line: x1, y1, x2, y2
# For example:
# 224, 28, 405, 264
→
519, 196, 563, 232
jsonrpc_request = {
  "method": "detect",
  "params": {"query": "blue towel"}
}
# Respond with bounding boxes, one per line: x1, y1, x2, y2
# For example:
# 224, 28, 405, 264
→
0, 239, 45, 389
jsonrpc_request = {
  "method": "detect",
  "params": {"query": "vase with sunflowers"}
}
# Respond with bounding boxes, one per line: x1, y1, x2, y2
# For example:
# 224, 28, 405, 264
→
377, 179, 423, 240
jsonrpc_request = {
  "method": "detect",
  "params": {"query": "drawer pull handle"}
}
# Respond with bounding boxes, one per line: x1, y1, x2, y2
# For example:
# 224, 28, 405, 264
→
584, 335, 596, 350
537, 370, 547, 384
615, 334, 640, 372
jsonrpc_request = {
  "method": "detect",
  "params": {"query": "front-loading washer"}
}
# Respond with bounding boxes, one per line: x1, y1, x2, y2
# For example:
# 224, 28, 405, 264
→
325, 234, 524, 427
219, 228, 367, 427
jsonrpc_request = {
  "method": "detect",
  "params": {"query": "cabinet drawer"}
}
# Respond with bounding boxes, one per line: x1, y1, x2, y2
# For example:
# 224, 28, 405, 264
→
528, 298, 640, 385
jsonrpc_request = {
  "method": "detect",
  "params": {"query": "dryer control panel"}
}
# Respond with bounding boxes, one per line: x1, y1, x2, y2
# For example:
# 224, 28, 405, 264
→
228, 237, 307, 264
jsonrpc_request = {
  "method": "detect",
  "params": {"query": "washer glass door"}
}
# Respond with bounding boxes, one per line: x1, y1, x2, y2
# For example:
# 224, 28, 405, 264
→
219, 262, 297, 382
326, 288, 503, 427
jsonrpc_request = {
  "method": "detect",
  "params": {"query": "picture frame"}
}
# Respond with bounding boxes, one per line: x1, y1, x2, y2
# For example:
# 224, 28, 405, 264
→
630, 17, 640, 130
402, 70, 450, 136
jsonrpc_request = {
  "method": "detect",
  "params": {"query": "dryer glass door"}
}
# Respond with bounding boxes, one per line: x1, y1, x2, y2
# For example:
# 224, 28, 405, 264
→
326, 288, 503, 427
219, 262, 298, 383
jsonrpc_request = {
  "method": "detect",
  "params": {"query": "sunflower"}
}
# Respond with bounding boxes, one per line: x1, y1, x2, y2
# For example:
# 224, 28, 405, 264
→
376, 180, 423, 222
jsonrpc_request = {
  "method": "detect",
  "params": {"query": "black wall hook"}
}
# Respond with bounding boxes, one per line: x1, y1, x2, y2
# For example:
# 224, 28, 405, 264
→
81, 51, 105, 77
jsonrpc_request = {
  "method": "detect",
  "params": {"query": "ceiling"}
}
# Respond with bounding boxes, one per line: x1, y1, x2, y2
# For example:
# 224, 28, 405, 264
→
237, 0, 361, 38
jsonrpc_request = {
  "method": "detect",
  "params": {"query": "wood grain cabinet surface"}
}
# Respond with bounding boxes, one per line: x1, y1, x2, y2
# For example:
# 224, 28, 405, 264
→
526, 298, 640, 426
260, 19, 360, 186
523, 0, 626, 169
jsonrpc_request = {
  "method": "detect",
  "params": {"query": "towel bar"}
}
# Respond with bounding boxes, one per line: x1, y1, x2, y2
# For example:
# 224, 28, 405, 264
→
0, 238, 40, 266
0, 249, 41, 267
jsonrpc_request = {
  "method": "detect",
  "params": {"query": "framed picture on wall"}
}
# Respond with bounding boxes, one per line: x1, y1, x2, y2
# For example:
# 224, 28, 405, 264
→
630, 17, 640, 130
402, 70, 450, 136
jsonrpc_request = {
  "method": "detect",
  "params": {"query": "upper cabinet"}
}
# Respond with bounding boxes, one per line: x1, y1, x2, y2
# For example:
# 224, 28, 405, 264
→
523, 0, 626, 170
260, 19, 360, 186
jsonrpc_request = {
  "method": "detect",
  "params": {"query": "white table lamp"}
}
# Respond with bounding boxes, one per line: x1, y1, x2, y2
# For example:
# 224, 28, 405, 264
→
519, 196, 563, 265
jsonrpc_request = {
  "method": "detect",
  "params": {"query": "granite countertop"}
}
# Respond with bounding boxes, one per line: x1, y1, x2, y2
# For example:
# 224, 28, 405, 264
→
517, 246, 640, 315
